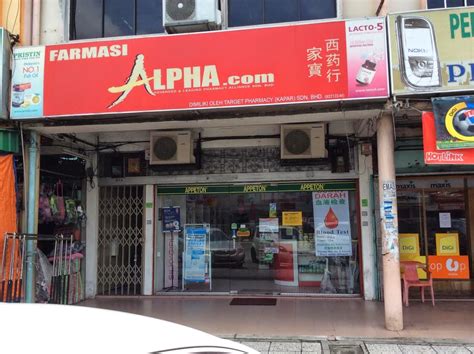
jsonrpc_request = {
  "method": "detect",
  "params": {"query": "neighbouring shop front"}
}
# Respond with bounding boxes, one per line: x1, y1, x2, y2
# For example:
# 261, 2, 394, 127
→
155, 181, 361, 296
386, 8, 474, 299
396, 176, 474, 298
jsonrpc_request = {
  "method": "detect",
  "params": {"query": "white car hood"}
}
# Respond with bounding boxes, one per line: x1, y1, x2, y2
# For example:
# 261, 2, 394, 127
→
0, 303, 258, 354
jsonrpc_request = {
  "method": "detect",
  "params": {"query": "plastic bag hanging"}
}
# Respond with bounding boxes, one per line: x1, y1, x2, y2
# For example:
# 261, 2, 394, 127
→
320, 258, 336, 294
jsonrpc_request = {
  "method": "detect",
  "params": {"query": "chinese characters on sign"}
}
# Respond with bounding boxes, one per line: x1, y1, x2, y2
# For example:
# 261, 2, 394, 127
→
306, 39, 341, 83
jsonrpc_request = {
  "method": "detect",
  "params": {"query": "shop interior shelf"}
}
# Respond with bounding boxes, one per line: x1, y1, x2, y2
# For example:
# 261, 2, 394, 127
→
299, 273, 323, 281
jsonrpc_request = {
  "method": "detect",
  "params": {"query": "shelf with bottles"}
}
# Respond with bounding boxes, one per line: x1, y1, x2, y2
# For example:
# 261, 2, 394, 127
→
298, 260, 325, 274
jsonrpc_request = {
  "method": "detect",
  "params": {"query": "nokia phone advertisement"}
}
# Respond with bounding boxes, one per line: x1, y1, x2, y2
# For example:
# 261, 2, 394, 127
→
388, 8, 474, 95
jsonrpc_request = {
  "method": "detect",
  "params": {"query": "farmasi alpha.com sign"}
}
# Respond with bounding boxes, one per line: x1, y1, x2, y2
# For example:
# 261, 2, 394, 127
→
11, 18, 388, 119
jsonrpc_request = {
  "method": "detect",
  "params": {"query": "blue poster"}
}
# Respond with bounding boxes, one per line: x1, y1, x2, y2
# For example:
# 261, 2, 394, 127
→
11, 46, 45, 119
184, 226, 208, 283
162, 207, 180, 232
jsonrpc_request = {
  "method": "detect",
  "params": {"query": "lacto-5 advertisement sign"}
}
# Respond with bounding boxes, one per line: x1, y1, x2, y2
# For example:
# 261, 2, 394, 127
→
11, 18, 388, 119
388, 8, 474, 95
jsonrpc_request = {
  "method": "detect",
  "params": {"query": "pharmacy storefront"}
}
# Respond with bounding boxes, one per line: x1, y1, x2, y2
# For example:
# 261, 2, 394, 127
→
11, 16, 390, 298
155, 181, 361, 295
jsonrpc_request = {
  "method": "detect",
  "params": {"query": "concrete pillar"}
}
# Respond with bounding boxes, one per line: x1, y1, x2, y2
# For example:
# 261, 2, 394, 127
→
377, 113, 404, 331
143, 185, 155, 295
32, 0, 41, 45
25, 131, 40, 303
85, 153, 99, 298
21, 0, 33, 45
358, 143, 377, 300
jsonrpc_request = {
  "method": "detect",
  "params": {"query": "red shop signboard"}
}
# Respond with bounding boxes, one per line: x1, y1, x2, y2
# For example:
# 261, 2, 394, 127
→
422, 111, 474, 165
11, 18, 388, 119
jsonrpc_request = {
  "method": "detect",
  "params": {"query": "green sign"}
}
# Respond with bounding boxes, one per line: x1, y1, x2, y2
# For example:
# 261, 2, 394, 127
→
388, 8, 474, 96
361, 199, 369, 207
157, 181, 356, 195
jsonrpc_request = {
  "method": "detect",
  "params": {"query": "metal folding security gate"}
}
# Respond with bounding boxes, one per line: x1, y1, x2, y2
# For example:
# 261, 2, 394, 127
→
97, 186, 144, 295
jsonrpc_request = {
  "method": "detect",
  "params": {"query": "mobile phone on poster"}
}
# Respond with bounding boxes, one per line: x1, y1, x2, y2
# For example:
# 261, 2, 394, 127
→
396, 15, 441, 89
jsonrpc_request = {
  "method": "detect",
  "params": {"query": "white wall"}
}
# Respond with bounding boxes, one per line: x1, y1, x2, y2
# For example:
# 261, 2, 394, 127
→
342, 0, 379, 18
342, 0, 423, 18
92, 120, 357, 152
388, 0, 424, 13
40, 0, 66, 44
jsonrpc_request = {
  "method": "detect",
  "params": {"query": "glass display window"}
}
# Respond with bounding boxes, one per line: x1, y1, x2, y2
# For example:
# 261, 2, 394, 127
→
155, 181, 361, 296
397, 177, 474, 298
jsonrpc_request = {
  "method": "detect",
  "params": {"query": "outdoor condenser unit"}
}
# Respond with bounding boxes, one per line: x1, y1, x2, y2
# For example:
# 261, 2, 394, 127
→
163, 0, 222, 34
280, 124, 327, 159
149, 131, 195, 165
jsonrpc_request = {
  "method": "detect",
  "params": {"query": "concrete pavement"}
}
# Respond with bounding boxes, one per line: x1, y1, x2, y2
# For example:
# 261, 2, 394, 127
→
229, 338, 474, 353
81, 297, 474, 342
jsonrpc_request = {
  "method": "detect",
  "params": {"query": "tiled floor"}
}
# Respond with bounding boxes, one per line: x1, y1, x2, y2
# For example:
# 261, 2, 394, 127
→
80, 297, 474, 341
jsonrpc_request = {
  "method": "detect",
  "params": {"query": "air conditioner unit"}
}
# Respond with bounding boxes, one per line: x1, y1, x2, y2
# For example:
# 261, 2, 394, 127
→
150, 131, 195, 165
281, 124, 326, 159
163, 0, 222, 34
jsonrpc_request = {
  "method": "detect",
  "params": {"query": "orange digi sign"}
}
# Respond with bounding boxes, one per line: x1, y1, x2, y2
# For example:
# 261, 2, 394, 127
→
428, 256, 470, 279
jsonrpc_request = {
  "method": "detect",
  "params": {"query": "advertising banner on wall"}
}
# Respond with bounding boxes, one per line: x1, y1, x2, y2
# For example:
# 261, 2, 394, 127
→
399, 233, 420, 257
0, 28, 11, 119
428, 255, 470, 279
312, 191, 352, 257
388, 8, 474, 96
435, 233, 459, 256
10, 46, 45, 118
183, 225, 209, 284
432, 96, 474, 150
162, 206, 180, 232
11, 18, 388, 119
422, 111, 474, 164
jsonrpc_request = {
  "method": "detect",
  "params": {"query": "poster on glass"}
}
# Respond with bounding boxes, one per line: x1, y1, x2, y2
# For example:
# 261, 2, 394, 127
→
183, 224, 211, 291
312, 191, 352, 257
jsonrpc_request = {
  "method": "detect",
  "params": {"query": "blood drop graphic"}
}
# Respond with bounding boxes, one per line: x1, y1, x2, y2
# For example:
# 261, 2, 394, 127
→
324, 207, 339, 229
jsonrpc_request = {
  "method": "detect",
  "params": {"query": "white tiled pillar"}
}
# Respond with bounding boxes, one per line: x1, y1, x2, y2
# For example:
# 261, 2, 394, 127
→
85, 153, 99, 298
358, 143, 377, 300
143, 185, 155, 295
